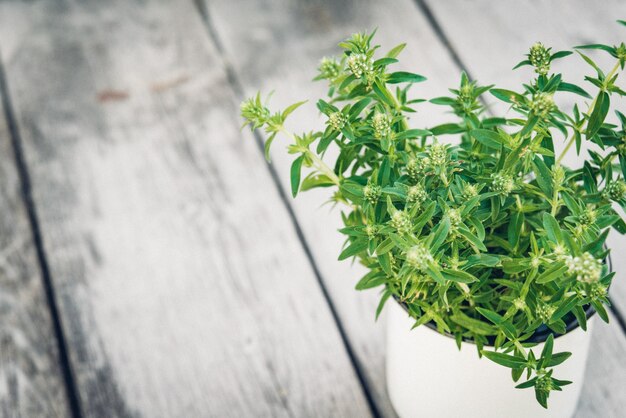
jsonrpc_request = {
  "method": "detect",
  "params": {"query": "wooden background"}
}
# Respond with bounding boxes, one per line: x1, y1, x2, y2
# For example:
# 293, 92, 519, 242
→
0, 0, 625, 416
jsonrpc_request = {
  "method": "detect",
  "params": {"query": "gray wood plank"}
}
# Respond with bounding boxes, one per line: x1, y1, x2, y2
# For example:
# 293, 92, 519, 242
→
0, 0, 373, 416
208, 0, 626, 416
204, 0, 463, 415
425, 0, 626, 311
0, 55, 71, 417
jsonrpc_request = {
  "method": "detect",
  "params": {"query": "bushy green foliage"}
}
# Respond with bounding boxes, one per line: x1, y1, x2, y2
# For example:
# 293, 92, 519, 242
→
241, 25, 626, 408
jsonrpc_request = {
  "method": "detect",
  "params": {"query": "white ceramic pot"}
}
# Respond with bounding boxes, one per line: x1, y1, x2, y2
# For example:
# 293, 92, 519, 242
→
386, 299, 594, 418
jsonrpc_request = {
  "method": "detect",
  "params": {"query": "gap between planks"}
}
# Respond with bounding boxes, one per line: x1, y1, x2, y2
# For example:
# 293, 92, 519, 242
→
0, 55, 83, 418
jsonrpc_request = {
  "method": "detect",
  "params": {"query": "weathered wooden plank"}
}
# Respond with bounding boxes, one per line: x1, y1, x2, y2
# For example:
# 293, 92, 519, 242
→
208, 0, 626, 416
204, 0, 463, 415
425, 0, 626, 311
0, 57, 71, 416
0, 0, 373, 416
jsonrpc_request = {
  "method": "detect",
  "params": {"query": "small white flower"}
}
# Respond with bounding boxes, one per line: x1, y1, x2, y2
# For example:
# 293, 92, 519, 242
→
328, 112, 346, 131
406, 243, 434, 271
390, 211, 411, 233
347, 53, 372, 78
565, 252, 602, 283
491, 172, 515, 196
407, 184, 427, 205
372, 112, 391, 139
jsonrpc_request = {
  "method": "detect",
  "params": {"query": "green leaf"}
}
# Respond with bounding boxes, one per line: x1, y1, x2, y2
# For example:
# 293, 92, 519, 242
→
482, 351, 527, 368
508, 211, 524, 248
425, 262, 446, 285
451, 311, 497, 335
470, 129, 505, 149
387, 71, 427, 84
430, 217, 450, 252
466, 254, 500, 268
375, 238, 396, 255
587, 91, 610, 138
395, 129, 432, 141
550, 295, 579, 322
430, 123, 465, 135
375, 290, 392, 320
540, 334, 554, 366
441, 268, 479, 283
338, 239, 368, 260
355, 271, 386, 290
542, 213, 563, 243
556, 82, 591, 99
532, 157, 553, 197
282, 101, 307, 118
545, 352, 572, 367
373, 81, 397, 107
536, 262, 568, 284
290, 155, 304, 197
490, 88, 525, 104
386, 43, 407, 58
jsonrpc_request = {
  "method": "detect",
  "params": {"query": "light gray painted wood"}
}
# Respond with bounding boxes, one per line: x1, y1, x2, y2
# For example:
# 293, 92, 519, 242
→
0, 0, 373, 417
425, 0, 626, 311
574, 313, 626, 417
207, 0, 626, 416
0, 60, 70, 416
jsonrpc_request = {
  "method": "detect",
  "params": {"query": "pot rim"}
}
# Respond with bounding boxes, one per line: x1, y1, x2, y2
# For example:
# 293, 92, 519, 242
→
392, 253, 612, 347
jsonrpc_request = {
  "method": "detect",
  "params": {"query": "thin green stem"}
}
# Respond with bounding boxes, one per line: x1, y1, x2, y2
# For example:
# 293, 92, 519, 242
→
556, 60, 621, 165
280, 127, 340, 185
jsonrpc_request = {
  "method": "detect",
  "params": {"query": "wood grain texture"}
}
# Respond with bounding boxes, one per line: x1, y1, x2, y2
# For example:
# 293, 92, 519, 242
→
0, 56, 70, 417
0, 0, 372, 417
208, 0, 626, 416
425, 0, 626, 310
204, 0, 463, 415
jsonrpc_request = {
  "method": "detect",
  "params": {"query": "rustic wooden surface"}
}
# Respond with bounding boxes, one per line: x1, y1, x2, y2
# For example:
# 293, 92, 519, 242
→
0, 0, 624, 417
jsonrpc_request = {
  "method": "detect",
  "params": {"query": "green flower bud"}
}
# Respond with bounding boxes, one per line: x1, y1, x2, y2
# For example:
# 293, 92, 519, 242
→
590, 282, 607, 300
406, 242, 434, 272
406, 157, 429, 181
513, 297, 526, 311
347, 53, 372, 78
458, 83, 474, 102
529, 42, 551, 75
536, 303, 556, 322
565, 252, 602, 283
461, 183, 478, 201
407, 184, 427, 205
318, 57, 341, 79
240, 96, 270, 129
491, 172, 515, 196
372, 112, 392, 139
552, 243, 568, 261
552, 165, 566, 187
578, 207, 597, 226
390, 211, 412, 233
328, 111, 347, 131
529, 92, 554, 119
363, 184, 382, 204
428, 143, 448, 167
447, 208, 462, 227
535, 370, 554, 393
602, 180, 626, 201
365, 224, 378, 239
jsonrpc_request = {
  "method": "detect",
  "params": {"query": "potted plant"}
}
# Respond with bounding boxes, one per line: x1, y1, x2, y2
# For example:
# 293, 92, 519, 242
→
241, 27, 626, 417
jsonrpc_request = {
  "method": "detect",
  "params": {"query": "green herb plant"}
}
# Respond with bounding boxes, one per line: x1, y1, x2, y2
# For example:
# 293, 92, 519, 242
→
241, 26, 626, 408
